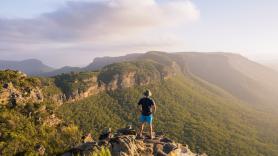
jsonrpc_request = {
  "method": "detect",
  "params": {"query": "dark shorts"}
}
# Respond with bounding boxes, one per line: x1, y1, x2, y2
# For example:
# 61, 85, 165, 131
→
139, 114, 153, 124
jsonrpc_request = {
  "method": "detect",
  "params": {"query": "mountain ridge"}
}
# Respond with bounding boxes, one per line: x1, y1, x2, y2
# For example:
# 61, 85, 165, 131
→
1, 52, 268, 77
0, 59, 55, 76
1, 52, 278, 155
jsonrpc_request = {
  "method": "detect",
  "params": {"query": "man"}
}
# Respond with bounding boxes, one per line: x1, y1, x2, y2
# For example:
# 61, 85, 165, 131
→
137, 89, 157, 139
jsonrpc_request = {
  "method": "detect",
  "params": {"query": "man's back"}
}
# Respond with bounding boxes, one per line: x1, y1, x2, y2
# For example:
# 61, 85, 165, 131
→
137, 90, 156, 139
138, 97, 155, 116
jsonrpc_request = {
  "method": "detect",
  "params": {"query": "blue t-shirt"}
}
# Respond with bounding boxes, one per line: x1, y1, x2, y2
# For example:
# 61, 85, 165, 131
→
138, 97, 155, 116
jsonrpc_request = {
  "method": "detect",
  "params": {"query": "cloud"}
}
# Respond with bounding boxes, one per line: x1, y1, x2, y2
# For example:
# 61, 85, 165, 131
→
0, 0, 199, 66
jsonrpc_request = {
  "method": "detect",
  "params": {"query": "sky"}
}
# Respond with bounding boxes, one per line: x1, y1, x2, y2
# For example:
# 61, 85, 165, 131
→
0, 0, 277, 67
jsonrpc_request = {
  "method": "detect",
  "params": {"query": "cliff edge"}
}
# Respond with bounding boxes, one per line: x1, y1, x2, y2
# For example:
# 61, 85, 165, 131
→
62, 126, 207, 156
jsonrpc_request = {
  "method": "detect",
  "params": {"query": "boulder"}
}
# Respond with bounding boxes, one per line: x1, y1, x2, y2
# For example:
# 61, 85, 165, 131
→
163, 143, 178, 154
116, 125, 136, 136
110, 135, 139, 156
154, 144, 167, 156
62, 142, 99, 156
99, 127, 112, 140
160, 137, 174, 143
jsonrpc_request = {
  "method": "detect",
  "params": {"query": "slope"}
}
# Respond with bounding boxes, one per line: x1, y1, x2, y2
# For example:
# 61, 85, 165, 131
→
185, 53, 278, 109
58, 65, 278, 156
138, 52, 278, 112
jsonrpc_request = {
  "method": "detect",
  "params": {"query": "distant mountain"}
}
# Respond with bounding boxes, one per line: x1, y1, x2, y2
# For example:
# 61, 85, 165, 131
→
84, 53, 142, 71
0, 59, 55, 75
41, 53, 142, 77
170, 52, 278, 110
260, 60, 278, 71
270, 64, 278, 71
42, 66, 81, 77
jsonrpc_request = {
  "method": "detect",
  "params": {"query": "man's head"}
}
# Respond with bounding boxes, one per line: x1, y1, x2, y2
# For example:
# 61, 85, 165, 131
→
143, 89, 152, 97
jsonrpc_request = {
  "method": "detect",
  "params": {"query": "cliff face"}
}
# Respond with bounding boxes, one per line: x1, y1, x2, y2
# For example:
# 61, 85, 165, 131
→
0, 54, 178, 104
62, 126, 206, 156
64, 74, 103, 102
0, 60, 176, 106
55, 61, 177, 102
0, 70, 43, 107
0, 82, 43, 107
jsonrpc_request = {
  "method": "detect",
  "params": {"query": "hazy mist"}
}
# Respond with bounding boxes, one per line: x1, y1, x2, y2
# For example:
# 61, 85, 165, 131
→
0, 0, 277, 67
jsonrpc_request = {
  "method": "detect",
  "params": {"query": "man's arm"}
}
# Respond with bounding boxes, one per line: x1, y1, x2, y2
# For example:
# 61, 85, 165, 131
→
152, 103, 157, 114
137, 99, 142, 113
137, 104, 142, 113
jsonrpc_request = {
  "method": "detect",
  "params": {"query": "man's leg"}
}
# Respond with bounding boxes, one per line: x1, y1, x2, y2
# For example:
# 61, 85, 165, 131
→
147, 115, 154, 139
149, 123, 153, 139
138, 122, 145, 136
138, 115, 145, 137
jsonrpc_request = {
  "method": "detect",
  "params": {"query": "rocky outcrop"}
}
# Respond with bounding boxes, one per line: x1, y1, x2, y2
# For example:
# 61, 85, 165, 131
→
102, 71, 137, 91
62, 126, 206, 156
66, 75, 104, 102
0, 70, 44, 107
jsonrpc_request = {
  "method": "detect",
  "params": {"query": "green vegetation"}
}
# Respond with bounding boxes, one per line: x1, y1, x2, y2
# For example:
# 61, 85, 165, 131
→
92, 147, 111, 156
59, 74, 278, 156
39, 77, 62, 97
0, 105, 82, 155
0, 70, 81, 155
0, 70, 40, 89
2, 52, 278, 155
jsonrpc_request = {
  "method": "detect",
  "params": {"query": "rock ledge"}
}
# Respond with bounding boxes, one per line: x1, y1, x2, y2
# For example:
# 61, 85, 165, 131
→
62, 126, 207, 156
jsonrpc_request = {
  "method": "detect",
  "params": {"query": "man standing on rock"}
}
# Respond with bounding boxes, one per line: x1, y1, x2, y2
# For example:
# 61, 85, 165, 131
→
137, 89, 157, 139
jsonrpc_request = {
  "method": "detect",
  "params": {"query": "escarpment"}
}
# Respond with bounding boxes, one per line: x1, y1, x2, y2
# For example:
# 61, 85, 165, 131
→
54, 61, 177, 102
1, 60, 177, 105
